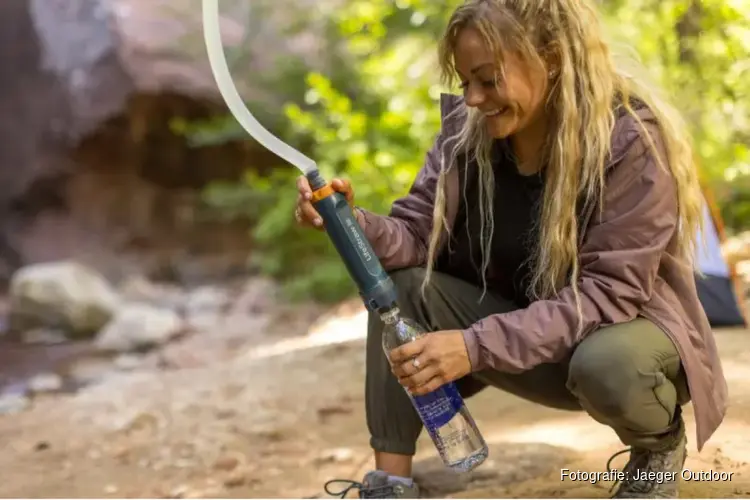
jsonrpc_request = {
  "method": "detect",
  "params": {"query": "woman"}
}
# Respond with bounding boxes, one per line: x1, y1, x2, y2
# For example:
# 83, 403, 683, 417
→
295, 0, 728, 497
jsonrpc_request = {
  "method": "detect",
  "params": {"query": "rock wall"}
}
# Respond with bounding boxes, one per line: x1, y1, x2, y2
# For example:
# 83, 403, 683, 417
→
0, 0, 345, 286
20, 92, 263, 286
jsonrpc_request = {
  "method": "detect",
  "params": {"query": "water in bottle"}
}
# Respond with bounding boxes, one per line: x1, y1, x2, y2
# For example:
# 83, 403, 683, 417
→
381, 307, 489, 472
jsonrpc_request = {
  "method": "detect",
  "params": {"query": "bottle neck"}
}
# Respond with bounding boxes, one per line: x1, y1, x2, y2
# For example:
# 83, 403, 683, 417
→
379, 307, 400, 325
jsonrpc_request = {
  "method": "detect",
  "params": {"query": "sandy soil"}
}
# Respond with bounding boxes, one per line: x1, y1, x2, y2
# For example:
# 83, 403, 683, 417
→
1, 305, 750, 499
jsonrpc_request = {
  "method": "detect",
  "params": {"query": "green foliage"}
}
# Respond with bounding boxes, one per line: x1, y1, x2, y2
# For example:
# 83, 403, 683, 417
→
196, 0, 750, 303
196, 1, 452, 302
601, 0, 750, 199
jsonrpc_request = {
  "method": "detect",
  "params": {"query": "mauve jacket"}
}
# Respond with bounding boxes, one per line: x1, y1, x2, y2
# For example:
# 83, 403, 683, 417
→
356, 93, 728, 451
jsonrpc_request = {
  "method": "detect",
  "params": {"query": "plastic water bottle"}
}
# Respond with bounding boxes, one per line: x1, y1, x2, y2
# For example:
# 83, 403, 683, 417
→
381, 307, 489, 472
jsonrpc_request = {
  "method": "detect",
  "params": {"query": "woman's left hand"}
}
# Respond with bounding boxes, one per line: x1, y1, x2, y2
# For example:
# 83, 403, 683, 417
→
389, 330, 472, 396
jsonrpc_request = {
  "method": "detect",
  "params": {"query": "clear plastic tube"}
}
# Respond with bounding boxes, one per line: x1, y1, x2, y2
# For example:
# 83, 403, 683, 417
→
201, 0, 318, 174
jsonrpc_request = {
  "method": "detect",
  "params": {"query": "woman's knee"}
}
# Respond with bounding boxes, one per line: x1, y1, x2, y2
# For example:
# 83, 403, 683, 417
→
567, 345, 636, 418
566, 320, 679, 419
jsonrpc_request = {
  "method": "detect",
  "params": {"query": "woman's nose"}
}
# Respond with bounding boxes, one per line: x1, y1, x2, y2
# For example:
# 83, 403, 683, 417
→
463, 83, 485, 108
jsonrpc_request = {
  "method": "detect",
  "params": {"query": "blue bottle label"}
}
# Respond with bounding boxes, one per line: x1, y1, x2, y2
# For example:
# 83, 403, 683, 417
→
411, 382, 464, 433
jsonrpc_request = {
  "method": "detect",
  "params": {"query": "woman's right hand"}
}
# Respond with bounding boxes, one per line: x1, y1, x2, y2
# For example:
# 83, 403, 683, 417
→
294, 176, 356, 230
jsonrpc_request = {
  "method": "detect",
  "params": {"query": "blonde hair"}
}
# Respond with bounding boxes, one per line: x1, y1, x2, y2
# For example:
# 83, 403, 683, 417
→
423, 0, 703, 328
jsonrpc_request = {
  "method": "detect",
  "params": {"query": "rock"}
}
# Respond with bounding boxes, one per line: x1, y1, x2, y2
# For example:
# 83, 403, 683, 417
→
113, 353, 146, 371
21, 0, 348, 146
118, 275, 186, 310
185, 286, 228, 314
67, 356, 120, 387
8, 261, 120, 339
0, 393, 30, 414
223, 469, 248, 488
168, 485, 191, 499
316, 447, 354, 464
95, 304, 182, 352
213, 454, 241, 472
183, 285, 228, 331
228, 278, 277, 316
166, 484, 224, 499
34, 441, 51, 451
27, 372, 64, 393
21, 327, 68, 345
316, 403, 353, 422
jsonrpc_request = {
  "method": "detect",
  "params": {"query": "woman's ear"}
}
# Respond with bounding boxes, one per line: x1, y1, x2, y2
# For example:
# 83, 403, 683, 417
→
541, 43, 561, 79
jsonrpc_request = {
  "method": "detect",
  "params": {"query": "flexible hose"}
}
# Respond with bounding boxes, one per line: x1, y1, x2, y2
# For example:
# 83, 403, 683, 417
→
201, 0, 318, 174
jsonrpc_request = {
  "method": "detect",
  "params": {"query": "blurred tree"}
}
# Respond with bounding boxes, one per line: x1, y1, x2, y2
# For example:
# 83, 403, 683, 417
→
189, 0, 750, 303
600, 0, 749, 220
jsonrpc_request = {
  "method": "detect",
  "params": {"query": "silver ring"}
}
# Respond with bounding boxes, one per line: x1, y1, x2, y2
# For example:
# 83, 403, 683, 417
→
412, 358, 420, 369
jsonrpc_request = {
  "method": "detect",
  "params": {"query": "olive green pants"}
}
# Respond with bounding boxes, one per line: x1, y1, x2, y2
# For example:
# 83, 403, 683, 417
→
366, 268, 691, 456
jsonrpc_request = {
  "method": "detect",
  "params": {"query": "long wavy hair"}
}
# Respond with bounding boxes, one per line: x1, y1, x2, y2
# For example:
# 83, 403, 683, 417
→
422, 0, 703, 327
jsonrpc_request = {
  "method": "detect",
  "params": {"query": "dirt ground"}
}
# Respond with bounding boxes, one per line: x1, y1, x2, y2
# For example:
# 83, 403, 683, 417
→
1, 305, 750, 499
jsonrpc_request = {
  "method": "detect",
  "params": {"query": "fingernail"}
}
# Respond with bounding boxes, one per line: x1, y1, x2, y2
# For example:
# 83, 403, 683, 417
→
305, 192, 312, 200
314, 218, 323, 226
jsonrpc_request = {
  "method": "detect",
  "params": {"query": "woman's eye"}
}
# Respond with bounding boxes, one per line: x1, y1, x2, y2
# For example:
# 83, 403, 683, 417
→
482, 78, 497, 88
459, 81, 469, 89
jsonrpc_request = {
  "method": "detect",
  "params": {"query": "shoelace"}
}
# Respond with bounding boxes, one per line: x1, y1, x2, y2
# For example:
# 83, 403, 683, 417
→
323, 479, 396, 499
606, 447, 657, 497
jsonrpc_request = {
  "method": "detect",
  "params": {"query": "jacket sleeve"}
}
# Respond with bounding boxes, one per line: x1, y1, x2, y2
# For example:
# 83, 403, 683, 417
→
461, 127, 680, 373
356, 133, 444, 271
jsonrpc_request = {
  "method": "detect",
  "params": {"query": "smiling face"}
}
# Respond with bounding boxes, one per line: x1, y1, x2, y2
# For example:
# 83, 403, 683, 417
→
453, 27, 550, 139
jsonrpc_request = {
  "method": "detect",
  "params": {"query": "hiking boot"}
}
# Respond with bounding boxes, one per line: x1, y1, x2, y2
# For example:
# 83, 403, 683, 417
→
324, 471, 420, 499
607, 435, 687, 498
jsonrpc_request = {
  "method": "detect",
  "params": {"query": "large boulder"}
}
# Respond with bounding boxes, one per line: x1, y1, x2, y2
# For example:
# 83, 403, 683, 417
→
0, 0, 349, 283
27, 0, 346, 143
8, 261, 120, 338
